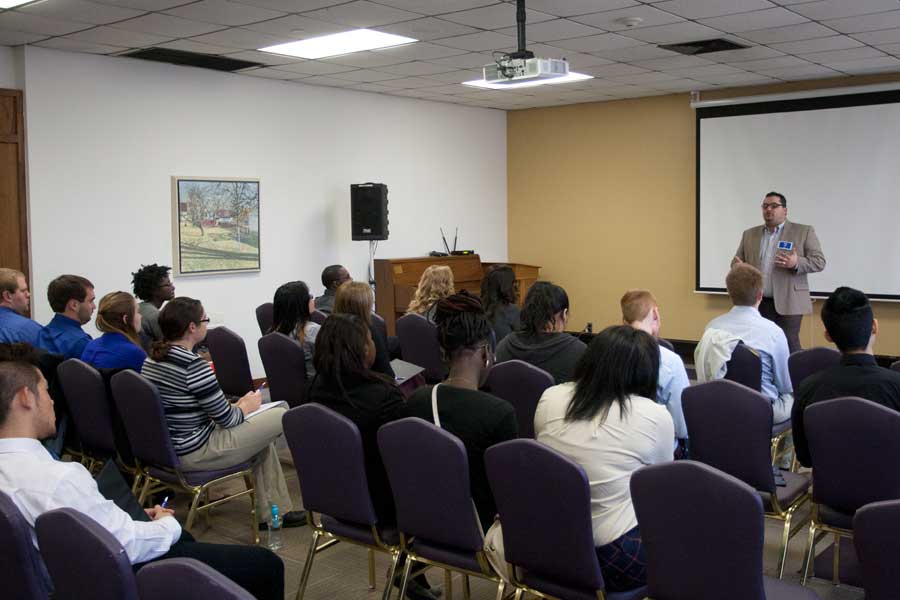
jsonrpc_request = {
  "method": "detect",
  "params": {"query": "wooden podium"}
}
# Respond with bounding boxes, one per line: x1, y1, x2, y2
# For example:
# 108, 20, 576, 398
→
374, 255, 540, 335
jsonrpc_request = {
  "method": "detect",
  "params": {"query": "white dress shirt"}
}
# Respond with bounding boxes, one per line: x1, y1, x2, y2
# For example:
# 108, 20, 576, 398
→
534, 383, 674, 547
658, 345, 690, 440
0, 438, 181, 564
759, 221, 785, 298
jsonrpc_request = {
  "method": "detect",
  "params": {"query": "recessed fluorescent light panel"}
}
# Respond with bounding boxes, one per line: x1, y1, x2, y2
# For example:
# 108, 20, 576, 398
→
0, 0, 35, 7
462, 72, 594, 90
259, 29, 417, 59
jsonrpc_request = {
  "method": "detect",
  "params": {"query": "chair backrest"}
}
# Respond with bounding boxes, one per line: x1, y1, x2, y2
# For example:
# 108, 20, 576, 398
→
371, 312, 388, 342
110, 370, 181, 470
658, 337, 675, 352
378, 418, 484, 551
485, 360, 554, 439
255, 302, 273, 336
310, 310, 327, 325
723, 342, 762, 392
35, 507, 138, 600
258, 332, 307, 408
136, 558, 255, 600
204, 326, 254, 397
682, 379, 776, 493
854, 499, 900, 600
282, 404, 378, 525
788, 347, 842, 393
484, 439, 605, 591
631, 461, 766, 600
396, 313, 447, 382
806, 397, 900, 512
891, 360, 900, 372
56, 358, 117, 456
0, 491, 51, 600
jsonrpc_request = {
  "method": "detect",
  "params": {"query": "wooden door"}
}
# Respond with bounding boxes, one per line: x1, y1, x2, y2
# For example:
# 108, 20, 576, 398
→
0, 89, 28, 297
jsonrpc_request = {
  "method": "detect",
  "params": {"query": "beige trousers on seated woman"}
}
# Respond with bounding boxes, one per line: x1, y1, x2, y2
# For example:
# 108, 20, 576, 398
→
179, 406, 293, 523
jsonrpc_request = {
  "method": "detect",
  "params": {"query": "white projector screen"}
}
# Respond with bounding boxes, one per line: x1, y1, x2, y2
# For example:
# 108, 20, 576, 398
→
697, 89, 900, 301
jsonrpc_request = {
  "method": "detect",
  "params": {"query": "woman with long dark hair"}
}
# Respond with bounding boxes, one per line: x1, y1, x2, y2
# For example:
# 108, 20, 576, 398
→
495, 281, 586, 383
480, 264, 520, 343
534, 325, 674, 593
270, 280, 320, 376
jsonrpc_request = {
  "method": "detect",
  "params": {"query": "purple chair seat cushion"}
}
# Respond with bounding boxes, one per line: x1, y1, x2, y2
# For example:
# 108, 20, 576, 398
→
818, 504, 855, 530
320, 515, 399, 547
411, 539, 483, 573
147, 462, 253, 487
760, 472, 811, 513
772, 420, 792, 436
762, 576, 820, 599
522, 573, 647, 600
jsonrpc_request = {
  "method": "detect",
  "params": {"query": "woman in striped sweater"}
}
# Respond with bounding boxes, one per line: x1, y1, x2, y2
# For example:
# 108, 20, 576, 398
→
142, 297, 304, 529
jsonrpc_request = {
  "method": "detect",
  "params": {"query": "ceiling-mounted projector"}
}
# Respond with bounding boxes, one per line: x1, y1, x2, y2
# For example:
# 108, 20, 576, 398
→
483, 57, 569, 85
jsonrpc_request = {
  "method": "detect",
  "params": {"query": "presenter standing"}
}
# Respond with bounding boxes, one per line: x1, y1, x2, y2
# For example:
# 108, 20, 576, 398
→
732, 192, 825, 353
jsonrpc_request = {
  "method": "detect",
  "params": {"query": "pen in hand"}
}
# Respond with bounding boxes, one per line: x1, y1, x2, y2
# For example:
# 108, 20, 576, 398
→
161, 495, 169, 509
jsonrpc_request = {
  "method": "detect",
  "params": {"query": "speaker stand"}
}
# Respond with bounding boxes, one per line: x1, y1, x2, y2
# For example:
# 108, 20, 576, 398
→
368, 240, 377, 292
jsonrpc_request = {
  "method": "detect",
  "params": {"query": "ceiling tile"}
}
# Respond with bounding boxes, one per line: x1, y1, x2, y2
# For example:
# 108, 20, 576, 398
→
269, 59, 356, 73
157, 39, 240, 53
440, 4, 555, 29
230, 0, 347, 10
242, 14, 346, 38
112, 14, 226, 37
92, 0, 193, 9
224, 49, 301, 65
164, 0, 286, 26
426, 51, 496, 68
373, 17, 477, 42
64, 26, 175, 47
0, 29, 47, 45
520, 0, 639, 18
296, 74, 358, 86
18, 0, 144, 25
373, 41, 468, 60
497, 18, 601, 42
827, 55, 900, 73
789, 0, 900, 21
823, 10, 900, 34
698, 7, 809, 33
651, 0, 775, 20
571, 5, 684, 31
875, 43, 900, 56
319, 50, 411, 67
240, 66, 303, 79
550, 32, 646, 52
738, 22, 837, 44
375, 75, 446, 88
769, 35, 863, 54
631, 54, 716, 70
853, 28, 900, 45
191, 28, 296, 49
375, 61, 458, 76
650, 78, 712, 91
560, 52, 615, 68
756, 64, 842, 78
617, 21, 725, 44
588, 43, 675, 61
431, 31, 517, 51
802, 46, 885, 64
711, 45, 786, 63
732, 55, 811, 71
423, 68, 479, 83
665, 62, 746, 77
417, 83, 468, 95
348, 82, 395, 92
302, 1, 422, 28
369, 0, 496, 16
35, 37, 128, 54
695, 71, 778, 85
0, 12, 92, 36
581, 62, 649, 76
330, 69, 403, 82
610, 70, 683, 84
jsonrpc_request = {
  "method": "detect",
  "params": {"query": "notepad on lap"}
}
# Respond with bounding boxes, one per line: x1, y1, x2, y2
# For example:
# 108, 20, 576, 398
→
391, 359, 425, 384
246, 400, 288, 419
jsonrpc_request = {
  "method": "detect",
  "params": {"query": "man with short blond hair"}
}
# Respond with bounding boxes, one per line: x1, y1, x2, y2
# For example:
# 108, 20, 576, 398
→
37, 275, 95, 359
620, 289, 689, 442
0, 268, 42, 346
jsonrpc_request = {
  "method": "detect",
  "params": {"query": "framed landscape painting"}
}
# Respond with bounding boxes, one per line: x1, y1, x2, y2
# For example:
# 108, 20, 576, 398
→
172, 177, 260, 276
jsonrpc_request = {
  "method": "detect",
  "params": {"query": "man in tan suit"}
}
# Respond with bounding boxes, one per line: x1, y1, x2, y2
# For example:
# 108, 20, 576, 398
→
732, 192, 826, 353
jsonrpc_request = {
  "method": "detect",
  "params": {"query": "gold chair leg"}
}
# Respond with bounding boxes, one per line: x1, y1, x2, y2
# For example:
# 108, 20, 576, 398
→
184, 488, 203, 532
513, 588, 524, 600
131, 472, 143, 496
382, 551, 401, 600
398, 557, 414, 600
832, 533, 840, 585
368, 549, 376, 590
244, 472, 259, 545
295, 530, 320, 600
137, 475, 152, 506
800, 522, 817, 585
494, 581, 505, 600
463, 575, 471, 600
444, 569, 453, 600
777, 512, 793, 579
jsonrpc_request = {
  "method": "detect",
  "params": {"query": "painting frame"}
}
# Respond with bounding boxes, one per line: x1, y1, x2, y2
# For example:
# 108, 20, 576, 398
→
171, 176, 261, 277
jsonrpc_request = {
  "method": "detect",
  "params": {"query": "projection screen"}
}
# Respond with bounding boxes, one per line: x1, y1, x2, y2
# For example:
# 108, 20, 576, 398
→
696, 87, 900, 301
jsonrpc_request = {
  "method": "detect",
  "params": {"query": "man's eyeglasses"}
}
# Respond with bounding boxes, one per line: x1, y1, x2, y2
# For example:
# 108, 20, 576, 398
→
761, 203, 784, 210
199, 318, 210, 324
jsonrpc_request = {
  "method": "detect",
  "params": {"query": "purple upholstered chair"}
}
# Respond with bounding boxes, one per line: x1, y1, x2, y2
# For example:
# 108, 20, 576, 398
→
682, 379, 810, 578
56, 358, 118, 471
788, 347, 841, 393
282, 404, 399, 600
631, 461, 819, 600
0, 491, 51, 600
204, 326, 255, 397
891, 359, 900, 372
258, 332, 307, 408
853, 499, 900, 600
35, 507, 138, 600
110, 370, 258, 544
396, 313, 447, 383
801, 397, 900, 585
724, 341, 762, 391
484, 439, 647, 600
378, 418, 505, 600
310, 310, 328, 325
137, 558, 255, 600
485, 360, 554, 439
255, 302, 274, 336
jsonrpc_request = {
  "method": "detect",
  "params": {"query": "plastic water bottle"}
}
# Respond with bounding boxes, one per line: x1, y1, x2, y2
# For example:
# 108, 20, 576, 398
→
268, 504, 282, 551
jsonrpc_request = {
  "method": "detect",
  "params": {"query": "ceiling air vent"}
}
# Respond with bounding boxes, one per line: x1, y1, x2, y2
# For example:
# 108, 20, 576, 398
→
658, 38, 749, 56
122, 47, 263, 72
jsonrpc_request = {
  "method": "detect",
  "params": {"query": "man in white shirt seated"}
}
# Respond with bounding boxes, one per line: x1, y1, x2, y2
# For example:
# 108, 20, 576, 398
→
699, 264, 793, 423
0, 343, 283, 600
620, 289, 690, 447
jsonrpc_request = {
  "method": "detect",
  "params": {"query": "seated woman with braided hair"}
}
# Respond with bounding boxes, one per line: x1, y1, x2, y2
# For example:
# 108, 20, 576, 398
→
405, 292, 518, 532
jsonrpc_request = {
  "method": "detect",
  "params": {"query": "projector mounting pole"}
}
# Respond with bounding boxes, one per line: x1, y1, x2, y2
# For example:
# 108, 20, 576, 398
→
511, 0, 533, 60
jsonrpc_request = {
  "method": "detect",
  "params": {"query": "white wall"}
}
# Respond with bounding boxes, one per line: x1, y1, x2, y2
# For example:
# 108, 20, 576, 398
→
0, 47, 20, 89
22, 46, 507, 376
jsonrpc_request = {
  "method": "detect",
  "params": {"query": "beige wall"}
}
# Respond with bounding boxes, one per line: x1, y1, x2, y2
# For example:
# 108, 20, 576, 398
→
507, 74, 900, 357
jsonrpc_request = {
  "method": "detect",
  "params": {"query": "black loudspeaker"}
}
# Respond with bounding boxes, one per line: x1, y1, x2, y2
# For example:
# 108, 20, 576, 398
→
351, 183, 389, 241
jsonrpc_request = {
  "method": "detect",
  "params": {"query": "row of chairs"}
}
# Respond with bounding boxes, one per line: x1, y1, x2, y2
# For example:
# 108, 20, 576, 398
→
0, 491, 254, 600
